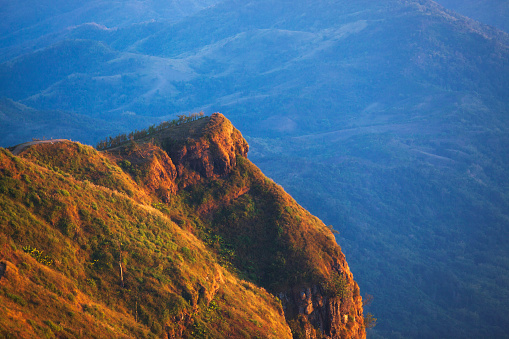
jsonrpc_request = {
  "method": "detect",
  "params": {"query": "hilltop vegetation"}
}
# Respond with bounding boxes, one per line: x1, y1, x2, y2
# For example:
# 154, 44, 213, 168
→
0, 115, 365, 338
95, 113, 205, 151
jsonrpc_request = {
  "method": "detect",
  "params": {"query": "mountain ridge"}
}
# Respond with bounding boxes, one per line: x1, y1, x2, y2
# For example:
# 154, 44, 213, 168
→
0, 114, 366, 338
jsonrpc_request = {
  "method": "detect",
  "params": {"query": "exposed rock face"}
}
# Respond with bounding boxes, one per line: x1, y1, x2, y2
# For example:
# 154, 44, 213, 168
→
135, 146, 178, 199
280, 267, 365, 339
160, 113, 249, 187
102, 142, 179, 201
107, 113, 249, 192
144, 149, 178, 198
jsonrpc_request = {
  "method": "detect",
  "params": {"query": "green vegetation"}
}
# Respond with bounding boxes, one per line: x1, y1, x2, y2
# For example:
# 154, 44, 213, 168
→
96, 112, 205, 150
180, 155, 346, 292
0, 145, 292, 338
322, 272, 350, 299
0, 116, 363, 338
364, 313, 377, 329
22, 245, 54, 266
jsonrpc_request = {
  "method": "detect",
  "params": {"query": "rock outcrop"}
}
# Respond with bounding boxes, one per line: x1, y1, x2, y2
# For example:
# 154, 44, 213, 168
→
104, 112, 248, 193
122, 144, 179, 200
158, 113, 248, 187
280, 264, 365, 338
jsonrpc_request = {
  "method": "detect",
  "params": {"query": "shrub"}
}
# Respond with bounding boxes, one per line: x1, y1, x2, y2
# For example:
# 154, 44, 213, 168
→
44, 320, 62, 332
58, 217, 77, 237
22, 245, 54, 266
5, 292, 27, 306
322, 272, 350, 299
18, 262, 31, 271
364, 312, 377, 329
181, 247, 196, 263
83, 304, 105, 319
59, 189, 70, 197
119, 160, 131, 169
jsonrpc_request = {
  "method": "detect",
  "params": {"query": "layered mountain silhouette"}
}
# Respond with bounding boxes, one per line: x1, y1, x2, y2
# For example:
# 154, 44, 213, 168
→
1, 0, 508, 337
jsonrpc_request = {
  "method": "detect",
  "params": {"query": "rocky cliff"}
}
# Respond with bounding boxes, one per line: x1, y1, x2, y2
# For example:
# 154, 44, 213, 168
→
0, 113, 364, 338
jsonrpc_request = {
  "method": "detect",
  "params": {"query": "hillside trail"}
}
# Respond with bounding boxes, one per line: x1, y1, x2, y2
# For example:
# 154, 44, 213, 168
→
10, 139, 69, 155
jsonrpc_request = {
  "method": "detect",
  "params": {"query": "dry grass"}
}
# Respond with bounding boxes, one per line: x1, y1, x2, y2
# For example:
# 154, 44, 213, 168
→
0, 145, 292, 338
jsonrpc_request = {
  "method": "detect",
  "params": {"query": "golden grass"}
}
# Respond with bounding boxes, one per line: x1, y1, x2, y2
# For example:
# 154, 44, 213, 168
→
0, 146, 292, 338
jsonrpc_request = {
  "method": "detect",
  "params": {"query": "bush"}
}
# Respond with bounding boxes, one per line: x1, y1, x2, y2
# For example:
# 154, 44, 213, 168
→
6, 292, 27, 306
322, 272, 349, 299
59, 189, 70, 197
58, 217, 77, 237
364, 312, 377, 329
119, 160, 131, 169
44, 320, 62, 332
181, 247, 196, 263
22, 245, 54, 266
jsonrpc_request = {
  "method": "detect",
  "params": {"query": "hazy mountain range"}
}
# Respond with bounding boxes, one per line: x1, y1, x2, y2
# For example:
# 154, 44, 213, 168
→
1, 0, 508, 337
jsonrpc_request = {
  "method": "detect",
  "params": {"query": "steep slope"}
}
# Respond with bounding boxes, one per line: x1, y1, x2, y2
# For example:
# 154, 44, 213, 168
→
0, 114, 365, 338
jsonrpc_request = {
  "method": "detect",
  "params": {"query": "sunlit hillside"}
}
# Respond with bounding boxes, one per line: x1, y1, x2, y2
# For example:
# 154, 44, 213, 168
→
0, 114, 366, 338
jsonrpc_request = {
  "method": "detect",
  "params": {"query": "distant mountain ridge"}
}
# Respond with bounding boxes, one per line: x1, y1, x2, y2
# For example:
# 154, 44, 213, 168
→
0, 0, 222, 59
434, 0, 509, 32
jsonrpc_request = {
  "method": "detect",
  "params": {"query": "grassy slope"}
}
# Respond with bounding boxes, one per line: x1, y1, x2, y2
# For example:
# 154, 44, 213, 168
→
0, 143, 291, 338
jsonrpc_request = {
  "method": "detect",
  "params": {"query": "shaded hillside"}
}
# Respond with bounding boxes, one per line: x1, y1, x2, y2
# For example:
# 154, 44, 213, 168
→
434, 0, 509, 32
0, 98, 126, 148
0, 114, 365, 338
250, 123, 509, 338
1, 0, 507, 130
0, 0, 222, 62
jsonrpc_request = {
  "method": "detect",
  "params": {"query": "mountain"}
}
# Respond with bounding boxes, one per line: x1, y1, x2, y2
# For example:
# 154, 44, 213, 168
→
1, 0, 508, 134
0, 0, 222, 62
434, 0, 509, 32
0, 114, 366, 338
0, 97, 162, 148
0, 98, 120, 147
1, 0, 509, 337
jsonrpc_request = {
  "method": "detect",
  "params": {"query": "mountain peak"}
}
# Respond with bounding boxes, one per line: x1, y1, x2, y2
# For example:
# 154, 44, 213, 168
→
159, 112, 249, 180
102, 113, 249, 189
